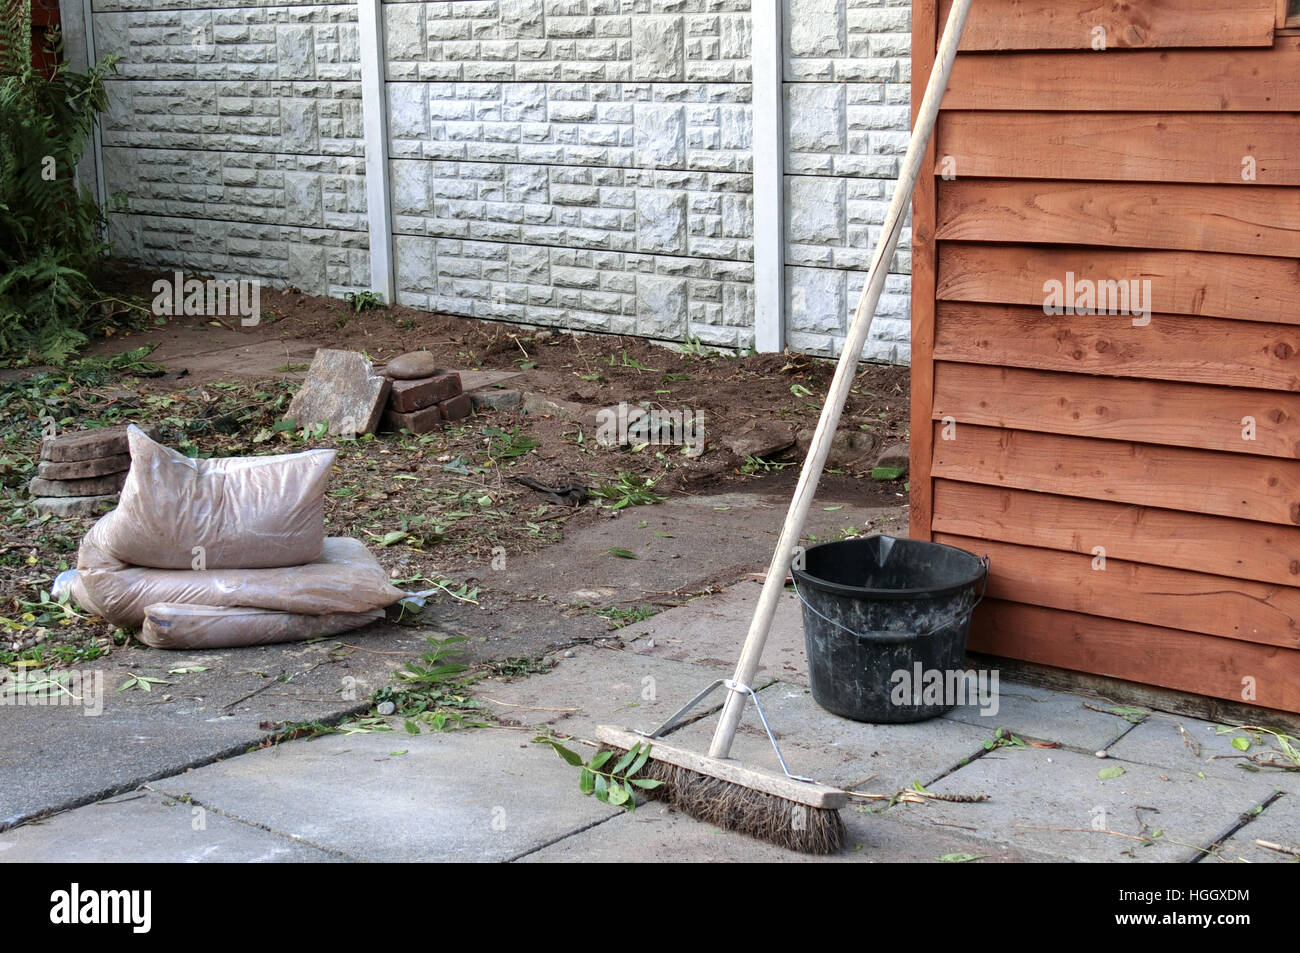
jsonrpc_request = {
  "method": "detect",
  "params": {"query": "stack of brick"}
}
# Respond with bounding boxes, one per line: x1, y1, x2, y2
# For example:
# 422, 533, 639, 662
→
29, 424, 158, 517
379, 351, 473, 434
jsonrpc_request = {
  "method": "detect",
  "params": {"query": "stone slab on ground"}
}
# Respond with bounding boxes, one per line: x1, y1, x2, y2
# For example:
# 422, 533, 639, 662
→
659, 681, 994, 791
919, 744, 1284, 863
943, 683, 1141, 753
285, 348, 391, 436
40, 424, 157, 463
469, 389, 523, 411
0, 791, 343, 863
459, 369, 522, 392
724, 420, 795, 459
1212, 793, 1300, 863
1106, 714, 1300, 792
36, 453, 131, 480
621, 581, 810, 686
150, 728, 620, 862
28, 472, 127, 498
0, 624, 430, 830
29, 494, 118, 517
478, 645, 738, 739
522, 799, 1058, 863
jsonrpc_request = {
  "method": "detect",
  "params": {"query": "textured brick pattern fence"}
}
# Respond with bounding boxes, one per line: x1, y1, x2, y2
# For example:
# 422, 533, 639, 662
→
77, 0, 913, 362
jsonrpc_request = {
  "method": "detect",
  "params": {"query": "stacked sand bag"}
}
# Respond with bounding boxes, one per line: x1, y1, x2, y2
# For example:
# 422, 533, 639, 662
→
68, 425, 405, 650
379, 351, 473, 434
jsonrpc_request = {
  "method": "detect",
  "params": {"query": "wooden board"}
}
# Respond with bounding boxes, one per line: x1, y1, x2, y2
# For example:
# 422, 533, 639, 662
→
968, 600, 1300, 713
929, 424, 1300, 526
932, 363, 1300, 458
937, 112, 1300, 185
909, 0, 939, 542
943, 39, 1300, 111
938, 0, 1276, 50
936, 534, 1300, 649
936, 245, 1300, 326
933, 481, 1300, 588
936, 180, 1300, 257
934, 303, 1300, 393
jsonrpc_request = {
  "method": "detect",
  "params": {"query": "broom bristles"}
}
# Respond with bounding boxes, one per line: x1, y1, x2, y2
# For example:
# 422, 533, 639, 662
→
598, 744, 846, 854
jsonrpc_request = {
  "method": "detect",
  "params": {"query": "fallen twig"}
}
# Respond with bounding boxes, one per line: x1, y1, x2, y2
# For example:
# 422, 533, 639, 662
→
1016, 824, 1154, 844
1255, 839, 1300, 857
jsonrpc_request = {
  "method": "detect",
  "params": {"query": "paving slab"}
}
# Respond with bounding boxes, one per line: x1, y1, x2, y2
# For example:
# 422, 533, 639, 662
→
658, 681, 994, 791
0, 791, 342, 863
489, 493, 903, 609
0, 626, 432, 830
918, 744, 1283, 863
621, 582, 810, 685
478, 645, 737, 739
1211, 793, 1300, 863
1107, 714, 1300, 792
150, 728, 620, 862
520, 799, 1058, 863
943, 682, 1141, 752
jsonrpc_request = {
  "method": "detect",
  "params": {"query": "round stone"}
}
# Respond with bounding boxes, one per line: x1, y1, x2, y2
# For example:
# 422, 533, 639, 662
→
1095, 750, 1108, 758
385, 351, 441, 380
377, 701, 396, 716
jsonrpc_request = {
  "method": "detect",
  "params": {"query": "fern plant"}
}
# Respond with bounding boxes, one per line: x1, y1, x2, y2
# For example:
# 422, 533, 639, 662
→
0, 0, 117, 365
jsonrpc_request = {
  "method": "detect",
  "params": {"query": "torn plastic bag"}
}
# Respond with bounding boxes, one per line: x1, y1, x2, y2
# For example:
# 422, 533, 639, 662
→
84, 425, 334, 570
140, 603, 384, 650
72, 536, 406, 629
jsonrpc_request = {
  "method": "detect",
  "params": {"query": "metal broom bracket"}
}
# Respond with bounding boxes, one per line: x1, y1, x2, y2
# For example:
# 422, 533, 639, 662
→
636, 678, 817, 784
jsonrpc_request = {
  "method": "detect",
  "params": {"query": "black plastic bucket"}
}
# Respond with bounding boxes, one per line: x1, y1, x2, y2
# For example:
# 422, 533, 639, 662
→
792, 536, 987, 723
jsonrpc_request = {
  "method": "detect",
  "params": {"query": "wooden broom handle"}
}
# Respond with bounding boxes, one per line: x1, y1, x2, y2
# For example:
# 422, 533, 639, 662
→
708, 0, 974, 760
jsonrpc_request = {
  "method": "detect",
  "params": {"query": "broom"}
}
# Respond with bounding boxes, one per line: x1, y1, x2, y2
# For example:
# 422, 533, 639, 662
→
594, 0, 975, 853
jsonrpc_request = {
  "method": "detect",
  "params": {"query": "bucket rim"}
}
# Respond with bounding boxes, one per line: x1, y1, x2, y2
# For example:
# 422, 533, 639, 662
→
791, 535, 987, 601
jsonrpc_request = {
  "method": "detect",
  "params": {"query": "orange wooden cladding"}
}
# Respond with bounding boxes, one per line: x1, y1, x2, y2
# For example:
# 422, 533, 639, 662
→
936, 180, 1300, 257
908, 0, 940, 542
969, 601, 1300, 714
915, 1, 1300, 712
936, 534, 1300, 649
932, 363, 1300, 458
937, 0, 1277, 50
943, 39, 1300, 111
936, 245, 1300, 326
931, 480, 1300, 588
935, 303, 1300, 393
936, 112, 1300, 185
930, 423, 1300, 526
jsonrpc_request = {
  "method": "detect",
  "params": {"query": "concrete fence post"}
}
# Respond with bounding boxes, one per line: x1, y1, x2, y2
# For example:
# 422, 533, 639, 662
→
751, 0, 785, 353
357, 0, 394, 304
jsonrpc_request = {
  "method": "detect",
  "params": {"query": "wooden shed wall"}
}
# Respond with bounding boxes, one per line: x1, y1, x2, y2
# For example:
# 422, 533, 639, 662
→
910, 0, 1300, 713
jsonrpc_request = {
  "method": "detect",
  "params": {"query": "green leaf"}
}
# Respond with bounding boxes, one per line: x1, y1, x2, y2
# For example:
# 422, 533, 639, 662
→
594, 773, 609, 801
539, 738, 585, 767
612, 743, 639, 775
379, 530, 408, 547
823, 504, 844, 511
630, 778, 663, 790
1231, 736, 1251, 752
911, 780, 928, 793
579, 767, 595, 794
607, 784, 630, 806
871, 466, 907, 481
607, 547, 637, 559
938, 852, 987, 863
590, 750, 614, 770
1098, 765, 1126, 780
389, 750, 408, 756
405, 719, 420, 735
627, 747, 650, 778
654, 531, 674, 538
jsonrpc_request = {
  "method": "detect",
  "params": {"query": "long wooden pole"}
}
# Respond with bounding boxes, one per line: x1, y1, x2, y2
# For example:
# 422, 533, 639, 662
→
707, 0, 974, 760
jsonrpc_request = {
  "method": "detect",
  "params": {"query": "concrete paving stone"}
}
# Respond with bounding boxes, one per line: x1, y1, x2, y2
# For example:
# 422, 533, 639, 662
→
40, 424, 158, 463
1107, 714, 1300, 792
943, 681, 1140, 752
520, 799, 1060, 863
622, 581, 810, 686
29, 494, 118, 517
469, 388, 523, 411
0, 791, 342, 863
0, 627, 431, 830
36, 453, 131, 480
28, 472, 127, 497
478, 645, 736, 739
459, 369, 522, 391
917, 744, 1284, 863
285, 348, 392, 436
660, 681, 995, 791
1211, 792, 1300, 863
151, 728, 620, 863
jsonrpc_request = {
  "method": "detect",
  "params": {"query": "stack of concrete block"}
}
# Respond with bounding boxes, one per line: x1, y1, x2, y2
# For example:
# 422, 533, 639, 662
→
29, 424, 158, 516
380, 351, 473, 434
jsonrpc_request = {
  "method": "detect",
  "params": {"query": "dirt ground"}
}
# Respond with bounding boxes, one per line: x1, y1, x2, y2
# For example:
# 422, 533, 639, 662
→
0, 262, 911, 669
